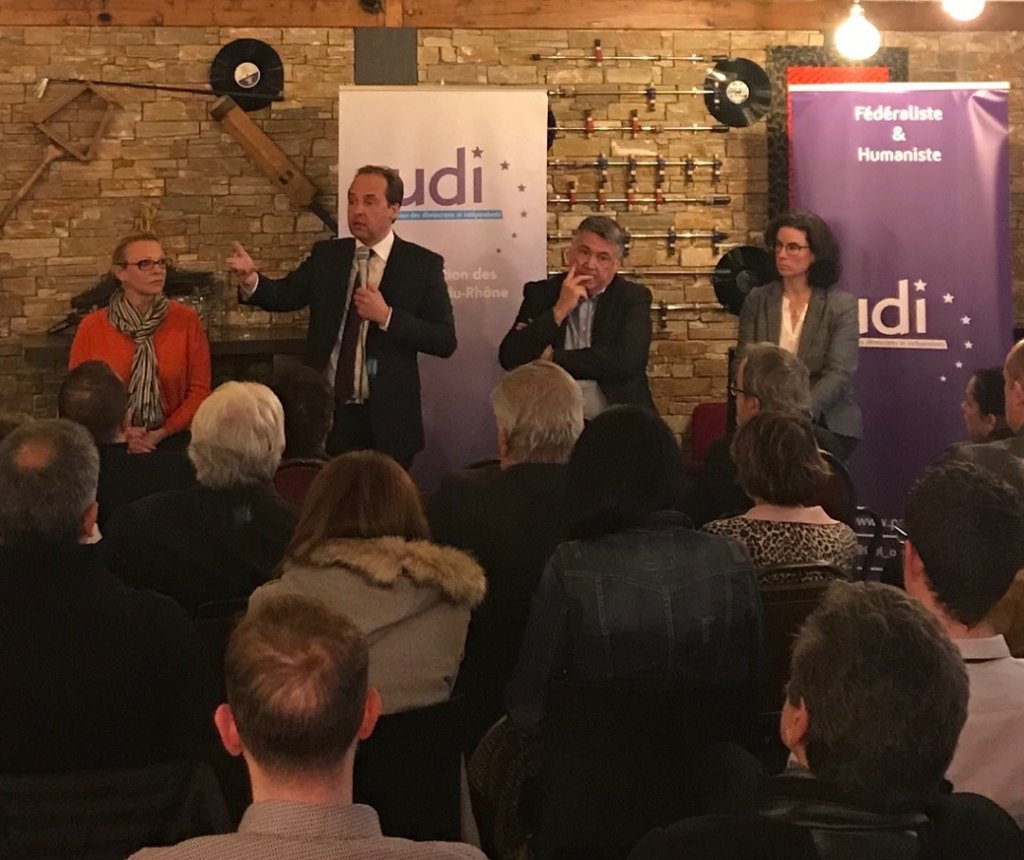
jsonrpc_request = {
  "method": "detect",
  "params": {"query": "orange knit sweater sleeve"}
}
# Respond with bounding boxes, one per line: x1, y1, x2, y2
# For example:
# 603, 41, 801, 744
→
68, 304, 211, 436
160, 303, 211, 436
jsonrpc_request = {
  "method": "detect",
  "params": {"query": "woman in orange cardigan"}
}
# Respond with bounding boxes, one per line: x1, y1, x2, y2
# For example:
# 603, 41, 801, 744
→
70, 232, 211, 452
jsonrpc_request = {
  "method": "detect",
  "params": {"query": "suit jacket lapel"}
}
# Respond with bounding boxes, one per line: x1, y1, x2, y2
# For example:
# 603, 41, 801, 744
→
591, 277, 618, 345
798, 288, 826, 364
322, 238, 355, 347
765, 282, 783, 344
551, 273, 569, 349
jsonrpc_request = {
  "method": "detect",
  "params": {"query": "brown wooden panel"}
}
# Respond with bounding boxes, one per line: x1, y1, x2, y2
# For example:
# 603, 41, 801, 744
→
2, 0, 1024, 30
406, 0, 1024, 32
0, 0, 385, 27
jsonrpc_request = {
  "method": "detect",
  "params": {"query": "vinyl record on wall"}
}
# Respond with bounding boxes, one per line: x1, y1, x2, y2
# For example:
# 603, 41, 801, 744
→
209, 39, 285, 112
704, 58, 772, 128
713, 245, 774, 315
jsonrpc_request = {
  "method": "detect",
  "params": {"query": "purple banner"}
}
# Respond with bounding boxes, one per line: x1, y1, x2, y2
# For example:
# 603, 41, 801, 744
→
789, 83, 1010, 518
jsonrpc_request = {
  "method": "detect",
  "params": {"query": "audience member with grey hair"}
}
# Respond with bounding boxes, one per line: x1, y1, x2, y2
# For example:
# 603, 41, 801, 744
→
187, 381, 286, 489
686, 342, 847, 527
629, 581, 1024, 860
0, 418, 99, 546
59, 360, 194, 529
103, 382, 298, 612
0, 419, 218, 773
736, 342, 813, 418
499, 214, 653, 419
428, 361, 584, 751
490, 359, 584, 464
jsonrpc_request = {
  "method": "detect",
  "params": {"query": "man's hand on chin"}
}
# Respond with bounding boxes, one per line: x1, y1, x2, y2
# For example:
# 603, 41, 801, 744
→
553, 264, 590, 324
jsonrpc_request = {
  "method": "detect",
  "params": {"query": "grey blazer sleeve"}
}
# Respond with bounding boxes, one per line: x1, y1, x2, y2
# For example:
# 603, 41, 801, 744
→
809, 290, 859, 420
737, 287, 760, 352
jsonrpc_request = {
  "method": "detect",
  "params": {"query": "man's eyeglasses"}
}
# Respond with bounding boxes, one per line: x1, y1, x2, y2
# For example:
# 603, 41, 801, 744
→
120, 258, 172, 271
728, 381, 746, 397
773, 241, 810, 255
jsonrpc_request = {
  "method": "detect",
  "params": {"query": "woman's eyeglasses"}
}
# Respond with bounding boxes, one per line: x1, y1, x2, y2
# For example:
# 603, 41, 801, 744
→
120, 258, 172, 271
773, 242, 810, 256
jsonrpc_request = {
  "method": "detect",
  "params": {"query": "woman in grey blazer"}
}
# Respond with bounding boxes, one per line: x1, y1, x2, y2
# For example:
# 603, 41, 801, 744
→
738, 211, 862, 459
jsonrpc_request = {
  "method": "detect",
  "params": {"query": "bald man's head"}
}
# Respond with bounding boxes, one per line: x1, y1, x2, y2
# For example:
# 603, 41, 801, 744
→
0, 419, 99, 545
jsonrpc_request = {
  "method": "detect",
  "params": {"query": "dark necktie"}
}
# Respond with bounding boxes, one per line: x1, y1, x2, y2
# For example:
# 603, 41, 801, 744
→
334, 248, 371, 402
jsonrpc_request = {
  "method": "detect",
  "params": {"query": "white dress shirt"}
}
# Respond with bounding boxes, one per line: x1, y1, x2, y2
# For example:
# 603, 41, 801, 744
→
326, 231, 394, 403
778, 293, 808, 355
947, 634, 1024, 825
564, 287, 609, 420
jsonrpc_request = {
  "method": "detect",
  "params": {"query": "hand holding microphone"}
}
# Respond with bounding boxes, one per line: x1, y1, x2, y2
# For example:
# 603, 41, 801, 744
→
353, 246, 391, 326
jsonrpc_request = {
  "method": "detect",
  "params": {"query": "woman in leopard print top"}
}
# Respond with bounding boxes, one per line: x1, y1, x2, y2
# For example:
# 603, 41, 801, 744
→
702, 411, 858, 584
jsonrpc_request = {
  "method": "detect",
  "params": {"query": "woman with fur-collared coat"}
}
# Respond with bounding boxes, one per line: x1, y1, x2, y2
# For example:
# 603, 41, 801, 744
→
248, 450, 486, 715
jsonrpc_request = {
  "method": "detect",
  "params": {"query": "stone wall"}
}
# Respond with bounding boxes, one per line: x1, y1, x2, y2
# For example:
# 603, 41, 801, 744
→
1, 25, 1021, 443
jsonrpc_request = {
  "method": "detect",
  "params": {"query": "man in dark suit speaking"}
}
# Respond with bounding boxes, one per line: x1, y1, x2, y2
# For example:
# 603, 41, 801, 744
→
228, 165, 457, 468
498, 215, 653, 417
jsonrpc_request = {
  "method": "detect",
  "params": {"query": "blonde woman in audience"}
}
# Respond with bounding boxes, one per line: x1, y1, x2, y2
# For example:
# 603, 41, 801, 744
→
703, 411, 857, 584
248, 450, 486, 715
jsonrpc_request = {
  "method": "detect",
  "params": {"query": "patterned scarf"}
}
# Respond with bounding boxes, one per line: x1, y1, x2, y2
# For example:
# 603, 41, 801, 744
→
107, 290, 169, 429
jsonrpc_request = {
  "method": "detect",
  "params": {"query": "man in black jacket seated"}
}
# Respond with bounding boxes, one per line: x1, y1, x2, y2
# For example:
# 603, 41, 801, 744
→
427, 360, 584, 751
58, 360, 195, 530
498, 215, 653, 418
686, 342, 846, 527
628, 581, 1023, 860
103, 381, 298, 613
0, 419, 217, 771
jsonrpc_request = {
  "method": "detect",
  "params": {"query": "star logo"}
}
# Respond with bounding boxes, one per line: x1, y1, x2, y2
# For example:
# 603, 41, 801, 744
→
940, 375, 947, 382
518, 184, 526, 192
520, 210, 527, 217
501, 161, 510, 170
472, 147, 483, 158
960, 316, 971, 325
943, 293, 955, 304
955, 361, 963, 369
914, 279, 927, 292
965, 341, 973, 350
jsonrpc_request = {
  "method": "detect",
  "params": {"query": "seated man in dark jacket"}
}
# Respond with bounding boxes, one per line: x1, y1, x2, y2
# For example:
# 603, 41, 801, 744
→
498, 215, 653, 418
0, 419, 217, 771
58, 360, 195, 530
686, 342, 845, 527
103, 381, 298, 613
628, 581, 1023, 860
427, 360, 584, 751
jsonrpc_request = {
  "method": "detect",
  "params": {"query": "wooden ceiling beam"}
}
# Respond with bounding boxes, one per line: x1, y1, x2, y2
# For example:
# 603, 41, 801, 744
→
2, 0, 1023, 31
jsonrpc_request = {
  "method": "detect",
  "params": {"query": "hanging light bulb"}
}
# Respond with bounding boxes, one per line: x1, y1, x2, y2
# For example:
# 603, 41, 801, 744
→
834, 0, 882, 61
942, 0, 985, 21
